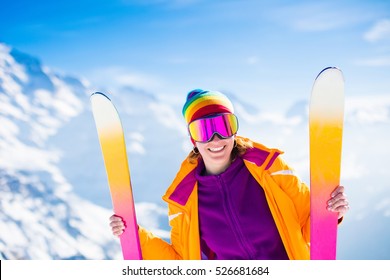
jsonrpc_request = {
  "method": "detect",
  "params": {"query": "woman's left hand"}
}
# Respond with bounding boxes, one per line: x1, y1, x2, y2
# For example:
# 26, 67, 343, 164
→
327, 185, 350, 219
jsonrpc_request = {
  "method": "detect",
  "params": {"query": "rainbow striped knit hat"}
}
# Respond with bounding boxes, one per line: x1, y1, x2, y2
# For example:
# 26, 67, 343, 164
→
182, 89, 235, 124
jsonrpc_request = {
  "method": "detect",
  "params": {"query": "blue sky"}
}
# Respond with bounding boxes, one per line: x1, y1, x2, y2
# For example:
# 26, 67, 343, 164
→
1, 0, 390, 108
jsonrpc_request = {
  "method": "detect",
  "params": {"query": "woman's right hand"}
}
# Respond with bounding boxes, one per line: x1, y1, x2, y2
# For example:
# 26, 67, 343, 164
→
109, 214, 125, 237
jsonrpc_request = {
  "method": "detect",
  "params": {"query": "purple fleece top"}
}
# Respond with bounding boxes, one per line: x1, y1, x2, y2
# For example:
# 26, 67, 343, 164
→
196, 157, 288, 260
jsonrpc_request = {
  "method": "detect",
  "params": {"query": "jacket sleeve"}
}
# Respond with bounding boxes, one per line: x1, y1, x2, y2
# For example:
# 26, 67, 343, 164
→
267, 156, 310, 243
138, 225, 182, 260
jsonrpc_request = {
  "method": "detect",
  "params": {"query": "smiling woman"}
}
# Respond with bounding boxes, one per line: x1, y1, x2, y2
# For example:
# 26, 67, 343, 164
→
109, 89, 350, 260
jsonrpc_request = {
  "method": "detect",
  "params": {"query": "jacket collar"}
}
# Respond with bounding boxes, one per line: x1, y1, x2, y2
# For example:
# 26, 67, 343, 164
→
166, 167, 197, 207
163, 137, 282, 207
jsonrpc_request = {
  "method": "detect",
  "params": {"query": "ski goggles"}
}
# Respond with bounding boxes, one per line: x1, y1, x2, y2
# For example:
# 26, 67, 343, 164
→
188, 113, 239, 143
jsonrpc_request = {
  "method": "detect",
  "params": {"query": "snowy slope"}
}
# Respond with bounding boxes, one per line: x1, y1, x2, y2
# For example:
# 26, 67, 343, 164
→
0, 43, 169, 259
0, 43, 121, 259
0, 170, 119, 259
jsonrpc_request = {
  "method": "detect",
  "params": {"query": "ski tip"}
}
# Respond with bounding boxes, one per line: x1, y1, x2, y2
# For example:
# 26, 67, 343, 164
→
315, 67, 343, 80
90, 91, 111, 101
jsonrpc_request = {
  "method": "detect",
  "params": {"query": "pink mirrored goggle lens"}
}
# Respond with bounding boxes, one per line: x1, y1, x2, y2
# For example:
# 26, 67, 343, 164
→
188, 114, 239, 143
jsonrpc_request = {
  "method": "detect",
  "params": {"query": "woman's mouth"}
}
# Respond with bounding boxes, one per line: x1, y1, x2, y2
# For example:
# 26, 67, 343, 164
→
208, 146, 225, 152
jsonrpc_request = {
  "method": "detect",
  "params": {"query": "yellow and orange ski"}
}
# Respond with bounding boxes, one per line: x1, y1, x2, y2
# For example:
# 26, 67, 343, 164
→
309, 67, 345, 260
91, 92, 142, 260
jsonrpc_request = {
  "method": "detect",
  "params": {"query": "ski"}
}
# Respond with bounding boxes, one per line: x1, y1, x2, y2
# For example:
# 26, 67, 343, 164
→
90, 92, 142, 260
309, 67, 345, 260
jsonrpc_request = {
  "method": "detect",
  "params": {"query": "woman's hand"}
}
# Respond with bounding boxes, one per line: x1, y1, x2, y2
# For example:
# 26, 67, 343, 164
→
327, 185, 350, 219
109, 214, 125, 237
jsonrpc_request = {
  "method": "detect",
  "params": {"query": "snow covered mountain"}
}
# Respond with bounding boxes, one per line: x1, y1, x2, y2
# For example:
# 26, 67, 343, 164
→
1, 42, 390, 259
0, 43, 169, 259
0, 43, 121, 259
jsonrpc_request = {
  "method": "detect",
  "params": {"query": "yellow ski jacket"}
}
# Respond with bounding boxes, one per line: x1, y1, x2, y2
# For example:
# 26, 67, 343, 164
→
138, 136, 310, 260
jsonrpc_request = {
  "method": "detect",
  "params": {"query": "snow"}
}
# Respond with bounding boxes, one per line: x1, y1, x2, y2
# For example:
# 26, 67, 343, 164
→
0, 43, 123, 260
0, 116, 19, 142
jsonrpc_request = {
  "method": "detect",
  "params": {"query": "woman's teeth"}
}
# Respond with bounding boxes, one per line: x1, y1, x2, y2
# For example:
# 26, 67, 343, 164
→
208, 146, 224, 152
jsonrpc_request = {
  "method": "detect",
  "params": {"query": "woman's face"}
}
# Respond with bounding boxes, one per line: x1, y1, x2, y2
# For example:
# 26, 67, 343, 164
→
196, 135, 235, 175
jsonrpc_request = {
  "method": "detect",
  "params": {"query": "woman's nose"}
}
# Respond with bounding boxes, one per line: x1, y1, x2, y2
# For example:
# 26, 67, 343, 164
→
209, 133, 223, 142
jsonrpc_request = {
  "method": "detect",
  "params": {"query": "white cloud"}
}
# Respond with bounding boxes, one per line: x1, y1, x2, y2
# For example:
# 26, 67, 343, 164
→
364, 19, 390, 42
128, 132, 144, 142
345, 95, 390, 124
375, 198, 390, 217
149, 102, 187, 136
128, 141, 146, 155
341, 153, 366, 180
275, 3, 361, 32
88, 67, 164, 93
127, 132, 146, 155
355, 56, 390, 67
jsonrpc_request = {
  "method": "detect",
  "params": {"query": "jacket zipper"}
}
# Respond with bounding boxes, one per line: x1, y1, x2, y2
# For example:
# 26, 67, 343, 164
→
217, 175, 256, 259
